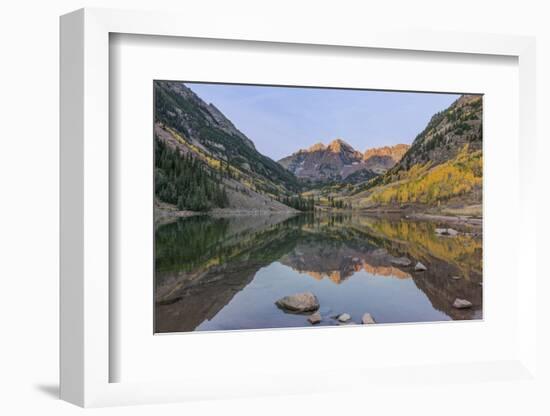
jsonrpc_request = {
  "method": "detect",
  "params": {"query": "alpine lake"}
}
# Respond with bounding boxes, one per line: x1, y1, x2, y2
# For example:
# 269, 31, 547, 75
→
155, 213, 482, 333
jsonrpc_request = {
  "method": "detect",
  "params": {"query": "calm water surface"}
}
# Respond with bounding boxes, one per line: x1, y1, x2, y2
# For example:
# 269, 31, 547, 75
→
155, 213, 482, 333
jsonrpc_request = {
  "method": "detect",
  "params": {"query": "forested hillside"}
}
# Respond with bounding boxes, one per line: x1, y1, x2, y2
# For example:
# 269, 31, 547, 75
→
349, 94, 483, 211
154, 81, 307, 213
155, 139, 228, 211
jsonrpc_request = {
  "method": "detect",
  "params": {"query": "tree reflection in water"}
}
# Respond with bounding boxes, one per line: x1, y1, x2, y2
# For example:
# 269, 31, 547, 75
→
155, 213, 482, 333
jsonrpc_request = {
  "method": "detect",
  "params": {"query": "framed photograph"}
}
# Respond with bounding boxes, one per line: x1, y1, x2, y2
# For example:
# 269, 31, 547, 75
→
60, 8, 538, 407
153, 81, 483, 334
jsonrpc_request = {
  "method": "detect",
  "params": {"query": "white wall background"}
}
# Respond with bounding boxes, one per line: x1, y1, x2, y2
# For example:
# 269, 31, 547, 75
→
0, 0, 548, 414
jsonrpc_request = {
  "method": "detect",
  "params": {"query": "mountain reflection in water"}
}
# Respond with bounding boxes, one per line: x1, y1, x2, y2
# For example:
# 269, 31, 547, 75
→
155, 213, 482, 333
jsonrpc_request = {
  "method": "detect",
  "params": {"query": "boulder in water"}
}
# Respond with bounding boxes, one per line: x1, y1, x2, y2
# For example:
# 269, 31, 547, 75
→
337, 313, 351, 322
307, 312, 322, 324
361, 313, 376, 324
275, 292, 320, 313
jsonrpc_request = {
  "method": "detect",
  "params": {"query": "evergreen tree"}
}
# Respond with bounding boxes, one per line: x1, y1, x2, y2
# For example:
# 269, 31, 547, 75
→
155, 137, 230, 212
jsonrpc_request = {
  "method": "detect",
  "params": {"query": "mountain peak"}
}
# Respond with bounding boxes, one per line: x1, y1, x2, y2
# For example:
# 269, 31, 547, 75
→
327, 138, 353, 153
307, 142, 327, 152
297, 139, 354, 154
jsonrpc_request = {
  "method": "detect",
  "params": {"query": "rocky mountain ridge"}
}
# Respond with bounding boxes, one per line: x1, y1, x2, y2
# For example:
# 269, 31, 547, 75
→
278, 140, 409, 182
363, 144, 411, 173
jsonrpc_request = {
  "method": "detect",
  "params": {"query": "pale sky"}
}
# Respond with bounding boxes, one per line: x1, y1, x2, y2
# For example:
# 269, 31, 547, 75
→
186, 82, 460, 161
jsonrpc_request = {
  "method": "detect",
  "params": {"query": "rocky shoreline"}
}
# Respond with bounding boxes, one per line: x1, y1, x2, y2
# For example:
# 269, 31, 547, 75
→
155, 198, 299, 225
406, 213, 482, 227
156, 197, 482, 228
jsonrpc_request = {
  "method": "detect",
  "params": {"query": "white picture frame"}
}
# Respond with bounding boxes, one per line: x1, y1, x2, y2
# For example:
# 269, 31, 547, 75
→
60, 7, 538, 407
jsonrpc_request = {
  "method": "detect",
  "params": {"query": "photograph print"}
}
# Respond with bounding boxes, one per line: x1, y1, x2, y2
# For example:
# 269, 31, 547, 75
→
154, 81, 483, 333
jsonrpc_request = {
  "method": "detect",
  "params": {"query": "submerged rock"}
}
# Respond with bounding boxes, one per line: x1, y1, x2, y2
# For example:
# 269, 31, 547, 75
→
337, 313, 351, 322
307, 312, 322, 324
275, 292, 320, 313
319, 306, 332, 316
414, 262, 427, 271
452, 298, 473, 309
361, 313, 376, 324
390, 257, 412, 267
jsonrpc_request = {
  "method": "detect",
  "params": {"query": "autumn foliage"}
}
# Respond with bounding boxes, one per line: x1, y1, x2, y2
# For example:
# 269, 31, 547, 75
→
369, 145, 482, 205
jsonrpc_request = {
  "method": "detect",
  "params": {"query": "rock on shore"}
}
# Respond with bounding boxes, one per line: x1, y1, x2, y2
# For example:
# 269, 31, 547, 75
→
415, 262, 427, 271
435, 228, 459, 236
275, 292, 320, 313
390, 257, 412, 267
452, 298, 472, 309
